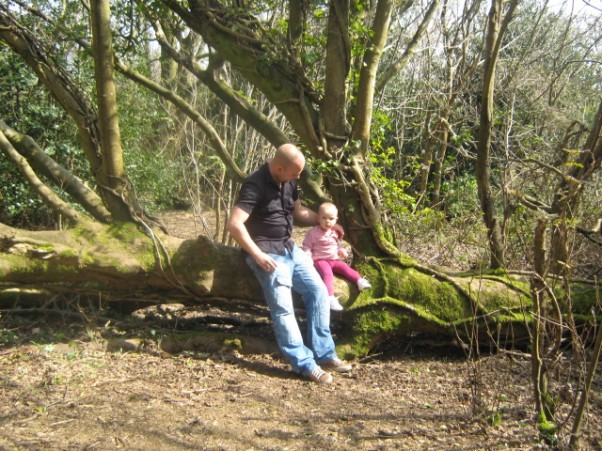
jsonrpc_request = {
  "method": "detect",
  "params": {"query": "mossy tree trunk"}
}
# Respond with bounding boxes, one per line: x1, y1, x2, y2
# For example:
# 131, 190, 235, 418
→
0, 222, 262, 307
89, 0, 131, 222
5, 219, 597, 359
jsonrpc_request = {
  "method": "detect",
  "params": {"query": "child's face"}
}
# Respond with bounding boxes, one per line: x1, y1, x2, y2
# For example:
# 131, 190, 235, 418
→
318, 207, 338, 231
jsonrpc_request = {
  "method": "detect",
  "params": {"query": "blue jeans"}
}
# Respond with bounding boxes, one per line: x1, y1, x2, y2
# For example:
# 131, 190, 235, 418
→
245, 245, 338, 374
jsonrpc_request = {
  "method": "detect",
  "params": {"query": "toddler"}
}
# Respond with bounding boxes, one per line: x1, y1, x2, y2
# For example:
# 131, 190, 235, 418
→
303, 202, 371, 311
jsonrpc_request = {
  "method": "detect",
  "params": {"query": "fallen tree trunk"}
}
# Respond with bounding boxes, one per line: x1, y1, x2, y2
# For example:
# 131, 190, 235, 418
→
0, 221, 261, 305
1, 221, 599, 357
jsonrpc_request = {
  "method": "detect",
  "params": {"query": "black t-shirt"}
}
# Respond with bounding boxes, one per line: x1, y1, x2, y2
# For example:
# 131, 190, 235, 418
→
235, 163, 298, 255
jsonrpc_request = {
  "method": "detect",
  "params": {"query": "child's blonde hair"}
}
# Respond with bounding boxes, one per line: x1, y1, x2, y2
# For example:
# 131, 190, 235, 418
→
318, 202, 338, 216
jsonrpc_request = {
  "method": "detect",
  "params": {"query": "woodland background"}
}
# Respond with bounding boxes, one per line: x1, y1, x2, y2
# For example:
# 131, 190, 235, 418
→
1, 0, 601, 448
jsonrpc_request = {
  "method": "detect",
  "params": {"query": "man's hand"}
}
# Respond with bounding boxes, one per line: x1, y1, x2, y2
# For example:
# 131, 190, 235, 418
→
334, 223, 345, 239
228, 206, 275, 272
255, 252, 278, 272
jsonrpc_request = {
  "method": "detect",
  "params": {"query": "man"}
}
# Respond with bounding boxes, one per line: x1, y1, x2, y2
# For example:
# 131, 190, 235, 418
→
227, 143, 352, 384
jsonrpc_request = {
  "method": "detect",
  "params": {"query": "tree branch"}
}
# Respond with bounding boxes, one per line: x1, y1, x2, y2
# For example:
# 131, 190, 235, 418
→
0, 120, 112, 223
0, 129, 85, 225
162, 0, 322, 152
151, 19, 289, 149
0, 6, 102, 176
114, 58, 246, 183
376, 0, 439, 92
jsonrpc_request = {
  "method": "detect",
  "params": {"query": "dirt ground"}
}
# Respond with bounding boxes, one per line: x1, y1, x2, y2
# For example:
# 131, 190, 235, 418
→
1, 211, 601, 450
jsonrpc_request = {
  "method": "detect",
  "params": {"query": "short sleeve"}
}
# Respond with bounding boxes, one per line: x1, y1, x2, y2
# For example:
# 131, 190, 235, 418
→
235, 180, 262, 214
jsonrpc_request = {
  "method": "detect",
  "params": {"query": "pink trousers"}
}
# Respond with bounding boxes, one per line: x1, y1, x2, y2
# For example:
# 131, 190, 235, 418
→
313, 259, 361, 296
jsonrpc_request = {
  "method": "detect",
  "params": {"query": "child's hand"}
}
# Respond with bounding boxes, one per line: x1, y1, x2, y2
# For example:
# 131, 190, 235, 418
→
338, 247, 349, 258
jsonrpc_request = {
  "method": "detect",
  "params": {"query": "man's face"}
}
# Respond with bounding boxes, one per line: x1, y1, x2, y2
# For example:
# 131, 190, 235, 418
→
276, 159, 304, 183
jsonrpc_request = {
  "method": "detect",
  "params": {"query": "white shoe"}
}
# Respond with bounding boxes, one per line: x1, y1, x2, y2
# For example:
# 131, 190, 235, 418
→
357, 277, 371, 291
304, 366, 333, 384
328, 295, 344, 311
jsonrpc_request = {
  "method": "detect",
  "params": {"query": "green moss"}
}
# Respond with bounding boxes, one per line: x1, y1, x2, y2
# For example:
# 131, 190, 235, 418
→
1, 254, 82, 279
71, 224, 99, 243
2, 254, 48, 275
379, 266, 470, 322
486, 411, 502, 427
58, 249, 78, 259
460, 278, 531, 313
537, 412, 558, 442
487, 268, 511, 277
223, 338, 243, 350
338, 305, 418, 358
337, 256, 541, 357
570, 285, 601, 314
397, 254, 419, 267
135, 248, 158, 271
493, 311, 531, 324
107, 222, 143, 241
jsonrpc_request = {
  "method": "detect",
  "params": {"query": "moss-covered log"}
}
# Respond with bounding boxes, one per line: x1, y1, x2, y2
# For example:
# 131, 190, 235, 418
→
0, 221, 262, 306
1, 221, 599, 357
332, 257, 600, 358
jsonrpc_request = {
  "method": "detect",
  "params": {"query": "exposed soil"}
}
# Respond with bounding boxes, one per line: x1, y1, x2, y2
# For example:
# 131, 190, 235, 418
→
1, 211, 601, 450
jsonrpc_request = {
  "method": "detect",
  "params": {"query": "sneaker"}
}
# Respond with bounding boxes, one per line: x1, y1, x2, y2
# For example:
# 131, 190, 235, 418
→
320, 358, 353, 373
304, 366, 333, 384
329, 295, 344, 311
357, 277, 371, 291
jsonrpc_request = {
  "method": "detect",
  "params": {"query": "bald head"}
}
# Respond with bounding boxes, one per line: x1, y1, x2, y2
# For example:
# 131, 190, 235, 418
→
269, 144, 305, 184
273, 144, 305, 166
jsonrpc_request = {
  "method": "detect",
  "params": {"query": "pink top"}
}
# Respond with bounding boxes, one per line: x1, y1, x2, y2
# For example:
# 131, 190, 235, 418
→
302, 226, 342, 261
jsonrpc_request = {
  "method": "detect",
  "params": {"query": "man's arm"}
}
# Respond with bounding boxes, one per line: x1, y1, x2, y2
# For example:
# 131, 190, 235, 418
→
293, 200, 319, 226
227, 206, 278, 272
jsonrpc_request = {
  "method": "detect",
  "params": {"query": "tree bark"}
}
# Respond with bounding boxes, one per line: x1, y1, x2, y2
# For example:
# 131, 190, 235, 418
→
352, 0, 394, 158
1, 220, 571, 358
90, 0, 133, 222
150, 19, 290, 149
164, 0, 322, 153
322, 0, 351, 152
0, 131, 85, 225
475, 0, 518, 269
0, 120, 111, 223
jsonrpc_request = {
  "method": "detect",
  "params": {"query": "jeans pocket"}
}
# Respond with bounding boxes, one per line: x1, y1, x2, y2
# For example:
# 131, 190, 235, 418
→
266, 274, 294, 316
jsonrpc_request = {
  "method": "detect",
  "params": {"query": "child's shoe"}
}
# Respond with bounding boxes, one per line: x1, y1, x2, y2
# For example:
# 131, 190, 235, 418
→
357, 277, 371, 291
329, 295, 344, 311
